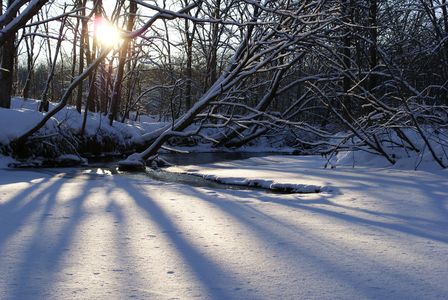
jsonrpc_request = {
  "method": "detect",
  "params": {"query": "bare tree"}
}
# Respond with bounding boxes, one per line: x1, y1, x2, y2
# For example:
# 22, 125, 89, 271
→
108, 0, 137, 125
39, 10, 68, 112
2, 0, 446, 169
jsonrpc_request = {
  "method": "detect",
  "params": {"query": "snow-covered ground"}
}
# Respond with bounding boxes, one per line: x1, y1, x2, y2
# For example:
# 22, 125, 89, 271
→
0, 98, 293, 163
165, 156, 326, 193
0, 98, 165, 146
1, 155, 447, 299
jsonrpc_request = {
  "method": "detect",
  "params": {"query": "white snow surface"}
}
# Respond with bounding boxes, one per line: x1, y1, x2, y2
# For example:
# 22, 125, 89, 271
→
165, 156, 326, 193
0, 98, 166, 146
1, 155, 448, 299
1, 98, 294, 156
328, 128, 448, 170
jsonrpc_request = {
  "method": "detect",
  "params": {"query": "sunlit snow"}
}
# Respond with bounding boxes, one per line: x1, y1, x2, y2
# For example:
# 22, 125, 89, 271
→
1, 156, 447, 299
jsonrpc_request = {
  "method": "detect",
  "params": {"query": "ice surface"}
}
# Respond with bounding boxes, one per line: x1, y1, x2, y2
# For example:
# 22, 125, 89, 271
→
1, 155, 447, 299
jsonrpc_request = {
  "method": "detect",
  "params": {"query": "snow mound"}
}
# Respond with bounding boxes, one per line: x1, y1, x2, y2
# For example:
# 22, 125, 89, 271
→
192, 173, 322, 193
0, 98, 169, 161
165, 155, 328, 193
0, 155, 17, 168
0, 106, 58, 145
329, 128, 448, 170
118, 153, 146, 171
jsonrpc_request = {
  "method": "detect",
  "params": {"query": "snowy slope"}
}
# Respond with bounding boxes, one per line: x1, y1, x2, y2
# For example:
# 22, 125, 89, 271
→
0, 155, 447, 299
0, 98, 166, 147
0, 98, 172, 165
1, 98, 294, 163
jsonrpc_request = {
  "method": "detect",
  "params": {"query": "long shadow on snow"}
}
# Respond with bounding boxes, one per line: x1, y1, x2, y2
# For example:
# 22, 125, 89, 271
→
191, 162, 448, 242
0, 175, 61, 251
274, 169, 448, 243
268, 198, 448, 244
103, 181, 148, 296
5, 176, 92, 300
180, 185, 447, 299
112, 177, 259, 300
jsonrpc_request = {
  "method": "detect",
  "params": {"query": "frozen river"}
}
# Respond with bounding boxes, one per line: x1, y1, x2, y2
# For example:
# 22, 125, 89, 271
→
1, 155, 447, 299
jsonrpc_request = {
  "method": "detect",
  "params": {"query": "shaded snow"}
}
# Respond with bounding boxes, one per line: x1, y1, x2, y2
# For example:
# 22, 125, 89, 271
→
329, 128, 448, 170
0, 155, 17, 168
1, 156, 448, 299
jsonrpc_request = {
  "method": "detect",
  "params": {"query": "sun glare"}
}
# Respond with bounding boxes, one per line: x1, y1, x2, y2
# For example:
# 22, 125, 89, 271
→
94, 17, 122, 48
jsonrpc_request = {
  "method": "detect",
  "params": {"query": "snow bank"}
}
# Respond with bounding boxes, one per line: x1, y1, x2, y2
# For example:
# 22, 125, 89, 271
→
181, 173, 322, 193
3, 99, 448, 171
0, 155, 17, 168
0, 106, 58, 145
329, 128, 448, 170
165, 155, 327, 193
0, 98, 167, 161
2, 98, 294, 163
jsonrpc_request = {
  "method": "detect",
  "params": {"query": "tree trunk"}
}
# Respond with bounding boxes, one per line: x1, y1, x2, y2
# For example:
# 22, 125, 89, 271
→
85, 0, 102, 113
39, 14, 67, 112
0, 0, 15, 108
0, 1, 2, 60
341, 0, 354, 122
184, 17, 194, 110
76, 0, 88, 113
109, 1, 137, 125
22, 27, 36, 100
70, 0, 81, 106
204, 0, 220, 90
368, 0, 378, 92
441, 0, 448, 105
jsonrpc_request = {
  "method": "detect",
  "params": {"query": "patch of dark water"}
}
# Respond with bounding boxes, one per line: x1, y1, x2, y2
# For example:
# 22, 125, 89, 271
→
8, 152, 308, 193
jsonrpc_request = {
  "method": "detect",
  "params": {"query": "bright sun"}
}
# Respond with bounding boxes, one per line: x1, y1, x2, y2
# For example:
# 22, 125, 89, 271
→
94, 17, 122, 48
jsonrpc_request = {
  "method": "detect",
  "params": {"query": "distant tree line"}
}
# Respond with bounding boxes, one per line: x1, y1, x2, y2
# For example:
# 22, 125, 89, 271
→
0, 0, 447, 167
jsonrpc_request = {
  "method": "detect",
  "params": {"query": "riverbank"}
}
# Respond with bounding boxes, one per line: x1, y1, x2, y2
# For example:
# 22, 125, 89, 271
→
1, 155, 447, 299
0, 98, 297, 167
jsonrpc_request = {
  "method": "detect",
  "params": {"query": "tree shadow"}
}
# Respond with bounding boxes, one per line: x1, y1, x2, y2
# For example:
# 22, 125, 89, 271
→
179, 185, 448, 299
2, 173, 93, 300
112, 177, 261, 300
171, 160, 448, 244
1, 164, 447, 299
0, 175, 57, 251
